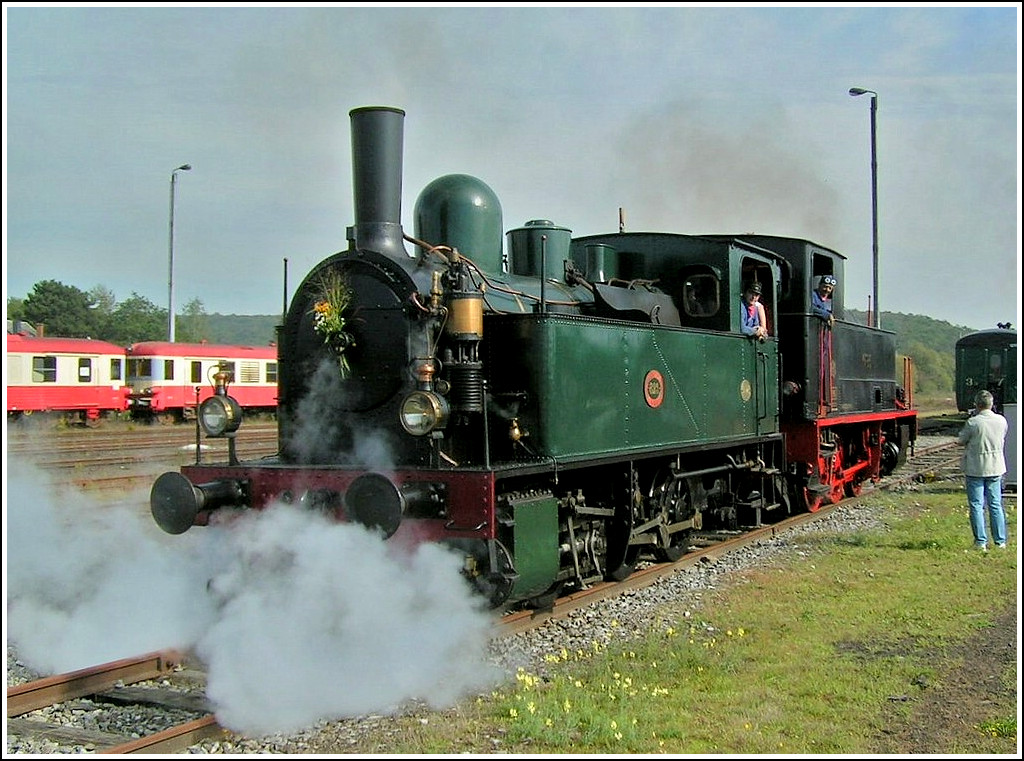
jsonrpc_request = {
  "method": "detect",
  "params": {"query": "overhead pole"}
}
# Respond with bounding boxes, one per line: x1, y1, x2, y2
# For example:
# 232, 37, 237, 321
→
849, 87, 879, 329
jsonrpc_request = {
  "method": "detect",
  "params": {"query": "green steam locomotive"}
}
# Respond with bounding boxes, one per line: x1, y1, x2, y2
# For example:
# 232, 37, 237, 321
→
150, 106, 917, 609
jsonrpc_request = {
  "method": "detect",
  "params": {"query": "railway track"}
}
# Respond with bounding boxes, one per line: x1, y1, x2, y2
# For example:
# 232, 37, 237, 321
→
6, 651, 225, 754
6, 422, 279, 470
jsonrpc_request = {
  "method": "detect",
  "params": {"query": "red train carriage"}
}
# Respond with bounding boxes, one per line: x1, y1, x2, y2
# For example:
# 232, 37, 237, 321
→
6, 333, 130, 424
126, 341, 278, 423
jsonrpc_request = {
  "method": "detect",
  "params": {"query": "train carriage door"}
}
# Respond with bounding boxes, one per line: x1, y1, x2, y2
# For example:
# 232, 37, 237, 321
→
739, 258, 780, 433
739, 261, 775, 338
189, 360, 204, 410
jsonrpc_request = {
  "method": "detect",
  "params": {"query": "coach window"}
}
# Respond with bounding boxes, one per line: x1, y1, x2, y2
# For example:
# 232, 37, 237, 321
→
110, 358, 123, 381
190, 361, 203, 384
78, 358, 93, 383
163, 359, 175, 380
32, 355, 57, 383
266, 362, 278, 383
128, 357, 152, 378
239, 361, 260, 383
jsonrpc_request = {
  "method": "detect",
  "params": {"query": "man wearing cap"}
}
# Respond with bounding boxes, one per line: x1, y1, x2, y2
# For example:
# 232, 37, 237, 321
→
740, 282, 768, 341
812, 275, 836, 328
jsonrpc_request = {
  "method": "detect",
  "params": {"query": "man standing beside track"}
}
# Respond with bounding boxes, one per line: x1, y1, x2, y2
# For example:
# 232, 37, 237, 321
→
957, 389, 1008, 551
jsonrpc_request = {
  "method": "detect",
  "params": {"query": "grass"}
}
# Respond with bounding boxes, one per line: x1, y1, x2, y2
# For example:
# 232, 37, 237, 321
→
372, 484, 1017, 754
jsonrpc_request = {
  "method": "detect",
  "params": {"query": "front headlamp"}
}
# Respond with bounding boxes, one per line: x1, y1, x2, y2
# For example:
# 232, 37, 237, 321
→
199, 394, 242, 437
399, 391, 449, 436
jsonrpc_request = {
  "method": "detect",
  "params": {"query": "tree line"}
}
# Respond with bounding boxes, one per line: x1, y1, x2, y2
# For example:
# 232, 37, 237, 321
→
9, 280, 979, 396
6, 280, 218, 345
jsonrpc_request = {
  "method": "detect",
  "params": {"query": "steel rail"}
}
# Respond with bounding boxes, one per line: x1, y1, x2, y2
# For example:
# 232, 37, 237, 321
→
102, 714, 228, 754
6, 650, 184, 717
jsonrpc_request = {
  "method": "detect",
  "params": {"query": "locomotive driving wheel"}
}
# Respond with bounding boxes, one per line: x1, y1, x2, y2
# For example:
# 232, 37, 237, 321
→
649, 470, 693, 562
844, 474, 864, 498
604, 501, 635, 582
826, 446, 846, 504
447, 537, 516, 608
802, 488, 825, 513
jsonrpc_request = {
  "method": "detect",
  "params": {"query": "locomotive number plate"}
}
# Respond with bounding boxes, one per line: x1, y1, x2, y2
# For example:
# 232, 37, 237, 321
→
644, 370, 664, 408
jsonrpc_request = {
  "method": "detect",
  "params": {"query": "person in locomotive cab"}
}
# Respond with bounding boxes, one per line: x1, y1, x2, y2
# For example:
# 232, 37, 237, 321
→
740, 281, 769, 341
811, 275, 836, 328
957, 389, 1008, 551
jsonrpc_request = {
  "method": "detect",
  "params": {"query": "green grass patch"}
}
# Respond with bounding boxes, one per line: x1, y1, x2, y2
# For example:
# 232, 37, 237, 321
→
372, 489, 1016, 754
478, 491, 1016, 754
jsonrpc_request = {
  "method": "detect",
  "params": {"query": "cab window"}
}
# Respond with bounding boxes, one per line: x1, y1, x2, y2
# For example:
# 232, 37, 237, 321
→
682, 275, 719, 317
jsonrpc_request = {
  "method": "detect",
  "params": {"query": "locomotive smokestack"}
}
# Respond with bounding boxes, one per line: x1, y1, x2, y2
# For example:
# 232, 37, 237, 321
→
349, 106, 408, 259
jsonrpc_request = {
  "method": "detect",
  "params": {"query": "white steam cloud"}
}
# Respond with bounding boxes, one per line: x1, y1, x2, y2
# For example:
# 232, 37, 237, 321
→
283, 357, 398, 469
198, 502, 501, 736
4, 465, 504, 737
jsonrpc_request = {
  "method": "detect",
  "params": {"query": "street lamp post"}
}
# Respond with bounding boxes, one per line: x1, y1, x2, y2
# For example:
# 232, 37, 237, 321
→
849, 87, 878, 329
168, 163, 192, 342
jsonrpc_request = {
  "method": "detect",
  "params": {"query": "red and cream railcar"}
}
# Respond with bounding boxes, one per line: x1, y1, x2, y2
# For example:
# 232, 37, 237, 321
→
126, 341, 278, 422
6, 333, 130, 424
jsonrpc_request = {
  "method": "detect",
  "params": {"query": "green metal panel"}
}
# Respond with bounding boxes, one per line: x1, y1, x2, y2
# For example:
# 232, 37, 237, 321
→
506, 494, 561, 601
493, 315, 779, 460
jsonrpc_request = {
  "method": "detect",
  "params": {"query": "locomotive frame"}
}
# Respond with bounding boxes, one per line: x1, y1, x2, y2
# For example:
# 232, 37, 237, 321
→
150, 106, 918, 610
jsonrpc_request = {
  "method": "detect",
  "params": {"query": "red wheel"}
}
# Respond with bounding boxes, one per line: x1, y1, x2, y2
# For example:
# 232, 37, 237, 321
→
824, 447, 845, 505
803, 488, 825, 513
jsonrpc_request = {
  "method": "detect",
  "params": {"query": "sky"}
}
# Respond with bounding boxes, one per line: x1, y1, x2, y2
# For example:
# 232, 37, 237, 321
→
3, 3, 1021, 332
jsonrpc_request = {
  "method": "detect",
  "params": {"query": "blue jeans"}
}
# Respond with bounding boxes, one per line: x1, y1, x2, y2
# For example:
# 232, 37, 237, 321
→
966, 475, 1007, 547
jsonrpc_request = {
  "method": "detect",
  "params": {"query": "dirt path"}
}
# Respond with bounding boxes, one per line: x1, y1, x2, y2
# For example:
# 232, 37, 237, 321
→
871, 599, 1018, 754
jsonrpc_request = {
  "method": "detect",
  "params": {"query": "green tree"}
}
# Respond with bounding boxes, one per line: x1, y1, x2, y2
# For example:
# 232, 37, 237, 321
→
7, 296, 26, 322
106, 292, 166, 345
22, 280, 100, 337
177, 298, 210, 343
903, 340, 954, 396
89, 285, 118, 339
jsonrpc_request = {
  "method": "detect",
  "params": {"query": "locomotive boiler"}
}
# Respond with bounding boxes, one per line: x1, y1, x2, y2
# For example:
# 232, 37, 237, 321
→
150, 105, 916, 609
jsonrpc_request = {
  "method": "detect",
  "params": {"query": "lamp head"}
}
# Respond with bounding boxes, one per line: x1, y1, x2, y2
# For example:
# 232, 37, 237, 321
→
849, 87, 876, 98
175, 164, 192, 172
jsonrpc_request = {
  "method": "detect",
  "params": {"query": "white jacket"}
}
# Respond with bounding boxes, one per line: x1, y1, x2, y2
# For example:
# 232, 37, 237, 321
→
958, 409, 1008, 477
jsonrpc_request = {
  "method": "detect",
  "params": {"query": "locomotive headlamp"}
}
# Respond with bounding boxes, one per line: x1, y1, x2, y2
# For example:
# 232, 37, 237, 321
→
399, 390, 449, 436
199, 394, 242, 437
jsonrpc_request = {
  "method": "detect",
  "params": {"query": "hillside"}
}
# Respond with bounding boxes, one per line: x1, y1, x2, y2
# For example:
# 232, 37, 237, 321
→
844, 310, 977, 356
202, 313, 281, 346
